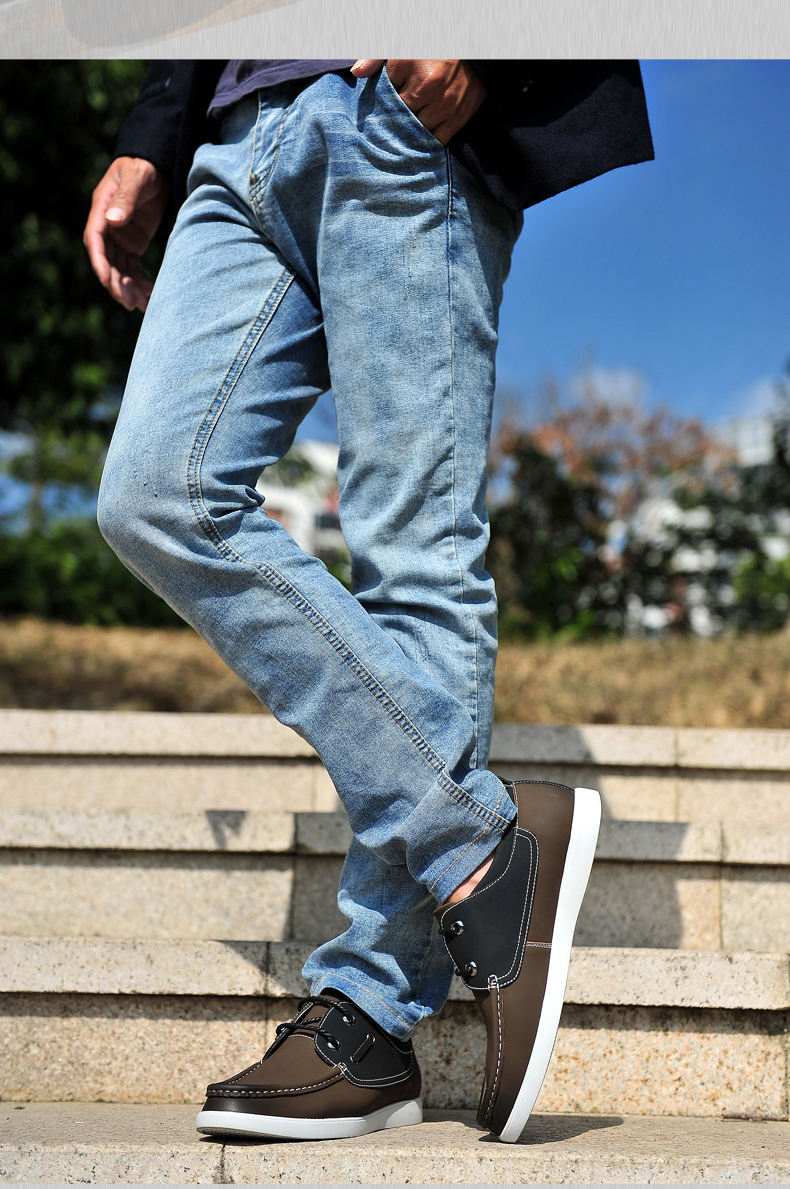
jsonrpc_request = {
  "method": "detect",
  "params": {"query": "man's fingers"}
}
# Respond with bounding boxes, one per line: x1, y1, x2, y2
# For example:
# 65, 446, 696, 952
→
383, 59, 413, 91
379, 60, 486, 143
83, 157, 168, 309
107, 265, 134, 310
108, 265, 150, 313
104, 179, 144, 225
84, 224, 112, 286
351, 59, 384, 77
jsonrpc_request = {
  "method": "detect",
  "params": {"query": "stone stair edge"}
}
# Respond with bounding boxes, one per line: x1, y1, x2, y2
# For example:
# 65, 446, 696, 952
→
2, 809, 789, 864
0, 808, 350, 855
3, 709, 790, 770
0, 709, 315, 759
1, 937, 787, 1010
3, 1105, 790, 1186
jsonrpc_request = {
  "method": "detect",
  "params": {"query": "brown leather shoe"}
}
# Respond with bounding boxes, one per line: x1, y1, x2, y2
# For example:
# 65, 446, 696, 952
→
435, 780, 601, 1143
195, 993, 422, 1140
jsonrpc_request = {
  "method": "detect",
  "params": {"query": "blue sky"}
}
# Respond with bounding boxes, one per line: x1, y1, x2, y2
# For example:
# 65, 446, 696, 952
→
299, 59, 790, 441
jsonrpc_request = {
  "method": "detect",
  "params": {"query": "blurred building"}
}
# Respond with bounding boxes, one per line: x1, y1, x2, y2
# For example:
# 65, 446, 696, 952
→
256, 440, 347, 563
712, 415, 774, 466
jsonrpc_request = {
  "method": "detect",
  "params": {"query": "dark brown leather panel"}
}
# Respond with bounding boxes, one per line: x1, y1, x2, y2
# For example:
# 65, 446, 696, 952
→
514, 783, 574, 943
475, 947, 551, 1134
215, 1032, 338, 1093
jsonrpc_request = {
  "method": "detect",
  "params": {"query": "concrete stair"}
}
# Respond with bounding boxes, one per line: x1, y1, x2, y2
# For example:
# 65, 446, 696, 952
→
1, 709, 789, 1178
3, 1103, 790, 1184
2, 809, 790, 950
2, 937, 789, 1116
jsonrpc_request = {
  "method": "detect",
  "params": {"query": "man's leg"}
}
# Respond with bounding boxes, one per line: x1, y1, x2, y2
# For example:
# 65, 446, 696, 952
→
99, 73, 600, 1144
98, 81, 516, 1041
288, 68, 522, 1022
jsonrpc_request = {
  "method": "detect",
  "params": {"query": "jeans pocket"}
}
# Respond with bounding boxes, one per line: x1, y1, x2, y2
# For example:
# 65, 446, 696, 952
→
377, 68, 446, 153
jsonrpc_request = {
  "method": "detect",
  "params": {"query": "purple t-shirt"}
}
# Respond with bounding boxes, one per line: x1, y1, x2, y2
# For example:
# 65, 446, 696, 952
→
209, 60, 356, 118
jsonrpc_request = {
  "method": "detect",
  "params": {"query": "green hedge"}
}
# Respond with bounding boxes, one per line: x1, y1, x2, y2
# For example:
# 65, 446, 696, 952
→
0, 521, 182, 626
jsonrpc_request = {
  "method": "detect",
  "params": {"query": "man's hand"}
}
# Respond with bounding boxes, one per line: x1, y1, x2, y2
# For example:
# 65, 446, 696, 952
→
350, 60, 486, 145
83, 156, 169, 312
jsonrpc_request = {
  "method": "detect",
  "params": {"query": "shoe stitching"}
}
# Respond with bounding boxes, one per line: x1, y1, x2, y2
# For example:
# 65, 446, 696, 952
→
210, 1074, 341, 1096
483, 977, 503, 1128
437, 826, 522, 932
224, 1019, 316, 1083
225, 1057, 266, 1082
337, 1060, 414, 1087
499, 832, 539, 984
438, 824, 520, 917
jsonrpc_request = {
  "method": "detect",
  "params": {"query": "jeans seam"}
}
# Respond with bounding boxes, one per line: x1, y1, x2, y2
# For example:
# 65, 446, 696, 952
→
427, 825, 488, 897
186, 266, 294, 554
248, 556, 511, 830
248, 91, 292, 235
444, 148, 480, 771
186, 321, 510, 834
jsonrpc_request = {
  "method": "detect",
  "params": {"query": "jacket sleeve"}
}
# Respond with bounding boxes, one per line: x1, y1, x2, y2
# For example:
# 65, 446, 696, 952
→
113, 61, 225, 213
453, 61, 654, 212
113, 62, 195, 181
467, 60, 533, 106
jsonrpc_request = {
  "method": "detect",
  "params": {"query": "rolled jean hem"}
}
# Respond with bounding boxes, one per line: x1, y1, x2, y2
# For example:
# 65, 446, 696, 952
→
426, 809, 514, 905
412, 774, 516, 904
311, 973, 423, 1040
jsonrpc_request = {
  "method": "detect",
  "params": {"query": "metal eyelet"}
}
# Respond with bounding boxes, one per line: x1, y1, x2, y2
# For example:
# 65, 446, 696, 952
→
449, 920, 464, 936
341, 1012, 356, 1026
464, 961, 478, 978
326, 1036, 340, 1050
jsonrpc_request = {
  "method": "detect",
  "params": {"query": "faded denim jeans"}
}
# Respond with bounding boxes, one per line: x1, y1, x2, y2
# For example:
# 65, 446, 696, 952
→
98, 68, 521, 1039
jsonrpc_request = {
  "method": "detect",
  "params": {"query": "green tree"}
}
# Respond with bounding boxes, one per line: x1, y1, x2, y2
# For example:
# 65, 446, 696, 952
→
487, 434, 613, 638
0, 62, 186, 626
0, 61, 152, 444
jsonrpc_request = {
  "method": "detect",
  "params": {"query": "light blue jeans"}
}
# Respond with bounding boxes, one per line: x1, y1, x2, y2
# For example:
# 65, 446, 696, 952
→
98, 69, 521, 1039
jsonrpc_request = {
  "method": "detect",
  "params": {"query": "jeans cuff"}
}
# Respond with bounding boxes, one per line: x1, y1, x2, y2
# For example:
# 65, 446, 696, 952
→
417, 775, 516, 904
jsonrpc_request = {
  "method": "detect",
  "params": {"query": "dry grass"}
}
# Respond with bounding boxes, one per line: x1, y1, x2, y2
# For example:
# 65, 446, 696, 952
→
495, 634, 790, 727
2, 618, 790, 727
0, 618, 263, 714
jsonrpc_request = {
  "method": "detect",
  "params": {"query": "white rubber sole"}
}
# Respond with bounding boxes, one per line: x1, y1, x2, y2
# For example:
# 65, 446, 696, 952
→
497, 785, 602, 1143
195, 1096, 423, 1140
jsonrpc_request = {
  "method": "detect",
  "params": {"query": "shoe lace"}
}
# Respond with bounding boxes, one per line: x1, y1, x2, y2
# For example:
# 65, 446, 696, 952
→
273, 994, 352, 1052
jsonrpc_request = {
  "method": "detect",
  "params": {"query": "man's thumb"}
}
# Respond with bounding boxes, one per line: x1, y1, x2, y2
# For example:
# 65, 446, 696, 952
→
105, 195, 133, 225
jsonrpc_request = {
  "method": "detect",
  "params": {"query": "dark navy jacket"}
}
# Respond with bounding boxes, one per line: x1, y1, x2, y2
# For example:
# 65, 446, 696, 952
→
114, 60, 654, 217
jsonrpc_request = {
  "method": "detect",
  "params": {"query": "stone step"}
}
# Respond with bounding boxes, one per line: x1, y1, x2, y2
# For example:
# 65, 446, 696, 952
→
0, 710, 339, 814
2, 1103, 789, 1184
2, 809, 789, 951
4, 710, 790, 825
0, 810, 350, 944
2, 938, 788, 1117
